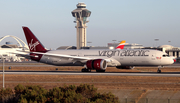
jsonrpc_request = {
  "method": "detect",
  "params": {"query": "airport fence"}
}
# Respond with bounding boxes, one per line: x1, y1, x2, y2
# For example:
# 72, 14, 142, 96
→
119, 98, 180, 103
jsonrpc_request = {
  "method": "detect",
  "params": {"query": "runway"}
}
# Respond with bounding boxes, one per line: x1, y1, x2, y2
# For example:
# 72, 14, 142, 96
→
1, 70, 180, 77
0, 62, 180, 77
0, 62, 180, 66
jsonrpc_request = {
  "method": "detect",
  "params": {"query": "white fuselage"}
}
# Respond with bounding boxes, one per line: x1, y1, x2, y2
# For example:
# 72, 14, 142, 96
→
38, 49, 174, 67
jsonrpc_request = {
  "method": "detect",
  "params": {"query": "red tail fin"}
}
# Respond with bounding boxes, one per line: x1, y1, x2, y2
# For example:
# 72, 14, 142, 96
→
22, 27, 47, 52
115, 40, 126, 49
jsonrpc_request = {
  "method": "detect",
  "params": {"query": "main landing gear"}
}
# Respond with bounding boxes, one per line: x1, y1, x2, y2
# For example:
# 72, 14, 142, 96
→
81, 68, 106, 72
96, 70, 105, 72
81, 68, 91, 72
157, 66, 163, 73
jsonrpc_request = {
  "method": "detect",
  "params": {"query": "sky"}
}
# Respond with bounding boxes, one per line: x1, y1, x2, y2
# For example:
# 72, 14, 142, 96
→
0, 0, 180, 49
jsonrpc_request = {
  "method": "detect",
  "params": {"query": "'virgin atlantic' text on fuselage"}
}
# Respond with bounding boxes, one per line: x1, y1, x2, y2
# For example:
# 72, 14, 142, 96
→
99, 50, 150, 58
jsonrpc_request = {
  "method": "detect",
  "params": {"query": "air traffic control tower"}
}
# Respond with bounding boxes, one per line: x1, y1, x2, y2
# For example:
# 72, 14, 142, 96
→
71, 3, 91, 49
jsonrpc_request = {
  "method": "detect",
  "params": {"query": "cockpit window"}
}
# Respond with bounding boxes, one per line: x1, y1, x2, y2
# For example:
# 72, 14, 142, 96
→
163, 54, 169, 57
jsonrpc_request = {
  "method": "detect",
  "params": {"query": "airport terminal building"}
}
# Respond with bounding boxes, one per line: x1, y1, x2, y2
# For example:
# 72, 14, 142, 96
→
0, 35, 29, 62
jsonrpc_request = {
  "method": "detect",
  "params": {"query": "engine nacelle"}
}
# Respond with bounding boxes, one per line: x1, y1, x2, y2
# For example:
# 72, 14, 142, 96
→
86, 59, 107, 70
116, 66, 134, 69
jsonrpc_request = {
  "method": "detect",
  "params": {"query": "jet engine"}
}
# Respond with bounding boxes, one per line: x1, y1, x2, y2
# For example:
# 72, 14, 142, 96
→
116, 66, 134, 69
86, 59, 107, 72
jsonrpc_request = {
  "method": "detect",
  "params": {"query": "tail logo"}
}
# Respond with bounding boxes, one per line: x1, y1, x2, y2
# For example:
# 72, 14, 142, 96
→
29, 39, 39, 51
115, 40, 126, 49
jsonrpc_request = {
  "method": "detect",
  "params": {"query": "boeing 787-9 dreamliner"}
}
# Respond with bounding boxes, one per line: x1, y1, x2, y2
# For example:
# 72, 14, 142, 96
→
21, 27, 174, 73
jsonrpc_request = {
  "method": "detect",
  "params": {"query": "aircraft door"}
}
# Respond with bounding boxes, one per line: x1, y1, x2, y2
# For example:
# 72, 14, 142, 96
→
152, 53, 161, 65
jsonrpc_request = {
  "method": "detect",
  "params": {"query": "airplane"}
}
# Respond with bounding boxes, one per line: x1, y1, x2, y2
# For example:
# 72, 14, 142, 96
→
21, 26, 175, 73
115, 40, 126, 49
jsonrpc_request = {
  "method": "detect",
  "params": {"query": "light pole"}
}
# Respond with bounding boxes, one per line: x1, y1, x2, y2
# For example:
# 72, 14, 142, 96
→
154, 39, 159, 47
2, 57, 5, 88
87, 41, 92, 47
112, 40, 116, 49
168, 41, 171, 45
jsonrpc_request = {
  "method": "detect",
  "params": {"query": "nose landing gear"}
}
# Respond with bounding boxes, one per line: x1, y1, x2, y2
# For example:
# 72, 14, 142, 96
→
157, 66, 163, 73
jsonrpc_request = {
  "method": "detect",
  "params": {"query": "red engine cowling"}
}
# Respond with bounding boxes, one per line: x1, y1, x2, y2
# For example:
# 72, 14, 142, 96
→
116, 66, 134, 69
86, 59, 107, 70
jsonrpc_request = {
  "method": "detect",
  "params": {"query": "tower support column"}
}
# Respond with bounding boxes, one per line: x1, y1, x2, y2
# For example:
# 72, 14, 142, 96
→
72, 3, 91, 49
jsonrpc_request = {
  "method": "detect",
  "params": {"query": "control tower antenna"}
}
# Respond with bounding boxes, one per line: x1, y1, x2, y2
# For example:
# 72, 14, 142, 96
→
71, 3, 91, 49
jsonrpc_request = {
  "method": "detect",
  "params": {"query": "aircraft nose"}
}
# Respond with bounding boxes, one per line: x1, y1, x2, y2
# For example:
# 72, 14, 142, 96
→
169, 56, 176, 64
170, 58, 175, 64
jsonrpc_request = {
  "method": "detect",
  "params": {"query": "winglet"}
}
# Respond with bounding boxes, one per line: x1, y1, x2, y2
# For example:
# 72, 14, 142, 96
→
22, 26, 47, 52
115, 40, 126, 49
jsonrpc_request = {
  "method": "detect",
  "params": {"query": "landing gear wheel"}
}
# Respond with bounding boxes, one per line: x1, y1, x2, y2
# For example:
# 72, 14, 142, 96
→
157, 69, 161, 73
81, 68, 91, 72
96, 70, 105, 72
157, 66, 162, 73
81, 69, 85, 72
130, 66, 135, 69
87, 69, 91, 72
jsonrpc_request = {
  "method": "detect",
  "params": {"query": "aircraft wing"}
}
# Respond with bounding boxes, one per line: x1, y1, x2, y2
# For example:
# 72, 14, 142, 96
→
31, 51, 91, 60
14, 51, 116, 65
33, 51, 114, 62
